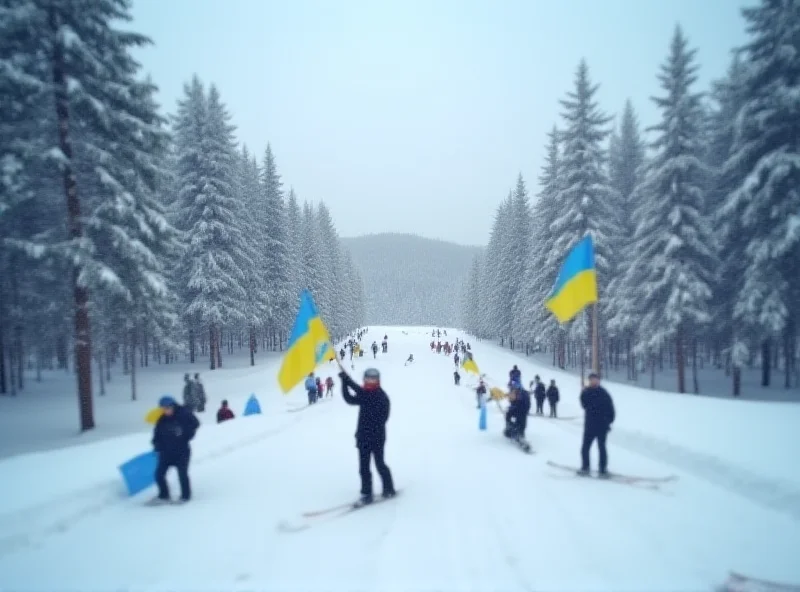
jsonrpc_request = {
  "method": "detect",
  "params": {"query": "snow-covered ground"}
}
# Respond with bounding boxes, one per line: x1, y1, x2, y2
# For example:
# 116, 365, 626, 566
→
1, 326, 799, 592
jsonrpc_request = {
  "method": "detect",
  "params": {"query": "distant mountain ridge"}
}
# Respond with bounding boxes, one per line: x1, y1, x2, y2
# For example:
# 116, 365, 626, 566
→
341, 233, 482, 327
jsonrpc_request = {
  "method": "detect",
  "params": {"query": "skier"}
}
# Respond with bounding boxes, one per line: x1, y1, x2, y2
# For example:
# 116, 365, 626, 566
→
216, 400, 234, 423
339, 347, 346, 360
546, 380, 560, 417
340, 368, 396, 505
371, 342, 378, 358
453, 369, 461, 386
305, 373, 317, 404
181, 374, 196, 411
193, 373, 207, 412
476, 378, 487, 408
316, 376, 324, 399
532, 376, 546, 415
430, 340, 435, 351
509, 365, 521, 387
151, 395, 200, 503
454, 352, 460, 367
382, 339, 388, 354
579, 373, 615, 476
504, 381, 531, 444
325, 376, 335, 397
405, 354, 414, 366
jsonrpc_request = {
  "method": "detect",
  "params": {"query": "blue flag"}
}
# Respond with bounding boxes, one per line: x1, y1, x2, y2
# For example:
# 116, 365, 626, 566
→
243, 394, 261, 416
119, 450, 158, 496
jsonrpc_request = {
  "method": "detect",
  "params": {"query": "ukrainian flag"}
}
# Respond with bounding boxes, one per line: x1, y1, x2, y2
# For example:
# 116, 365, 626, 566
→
545, 235, 598, 323
462, 358, 479, 375
278, 289, 336, 393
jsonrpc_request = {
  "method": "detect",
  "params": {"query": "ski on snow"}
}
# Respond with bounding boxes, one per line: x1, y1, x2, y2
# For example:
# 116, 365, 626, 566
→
722, 571, 800, 592
277, 490, 403, 533
508, 436, 533, 454
546, 460, 678, 490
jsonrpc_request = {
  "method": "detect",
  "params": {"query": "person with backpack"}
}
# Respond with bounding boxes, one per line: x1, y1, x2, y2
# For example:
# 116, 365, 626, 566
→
325, 376, 335, 397
305, 373, 317, 405
532, 376, 546, 415
340, 368, 396, 505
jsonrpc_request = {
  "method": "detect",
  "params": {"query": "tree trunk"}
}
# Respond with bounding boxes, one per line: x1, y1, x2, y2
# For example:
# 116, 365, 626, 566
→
784, 318, 795, 389
130, 329, 137, 401
676, 325, 685, 394
189, 327, 195, 363
249, 327, 255, 366
692, 337, 699, 394
0, 316, 6, 394
732, 365, 741, 397
51, 6, 94, 430
216, 327, 222, 368
97, 352, 105, 396
761, 339, 771, 387
209, 325, 216, 370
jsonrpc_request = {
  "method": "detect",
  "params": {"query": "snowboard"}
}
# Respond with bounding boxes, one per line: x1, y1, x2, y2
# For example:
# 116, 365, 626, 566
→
723, 571, 800, 592
546, 460, 677, 489
507, 435, 533, 454
277, 490, 403, 533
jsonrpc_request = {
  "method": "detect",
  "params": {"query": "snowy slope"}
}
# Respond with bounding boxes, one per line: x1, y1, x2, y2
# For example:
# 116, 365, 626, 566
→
0, 327, 799, 592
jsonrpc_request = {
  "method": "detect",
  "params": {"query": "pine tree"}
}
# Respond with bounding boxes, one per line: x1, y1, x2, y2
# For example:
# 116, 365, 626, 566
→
260, 144, 292, 343
481, 195, 513, 339
315, 203, 341, 334
721, 0, 800, 389
627, 26, 717, 393
285, 187, 302, 309
300, 202, 324, 303
507, 174, 532, 348
549, 60, 617, 349
174, 79, 247, 370
605, 101, 646, 370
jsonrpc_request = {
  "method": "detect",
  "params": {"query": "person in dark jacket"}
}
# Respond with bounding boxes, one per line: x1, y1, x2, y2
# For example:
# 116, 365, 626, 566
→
532, 376, 546, 415
152, 396, 200, 503
475, 379, 487, 408
546, 380, 560, 417
453, 369, 461, 385
340, 368, 396, 505
504, 381, 531, 439
579, 373, 615, 476
217, 400, 234, 423
509, 365, 521, 388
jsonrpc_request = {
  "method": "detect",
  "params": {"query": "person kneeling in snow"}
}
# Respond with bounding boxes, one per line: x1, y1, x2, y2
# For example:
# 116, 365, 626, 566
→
217, 400, 234, 423
152, 396, 200, 503
504, 381, 530, 441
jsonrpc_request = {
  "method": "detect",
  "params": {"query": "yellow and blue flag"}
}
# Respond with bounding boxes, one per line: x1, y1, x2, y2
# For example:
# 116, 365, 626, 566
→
545, 235, 598, 323
462, 357, 479, 375
278, 289, 336, 393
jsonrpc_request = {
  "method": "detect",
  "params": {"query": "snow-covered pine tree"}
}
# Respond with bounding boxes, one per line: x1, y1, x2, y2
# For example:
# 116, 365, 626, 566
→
461, 255, 483, 336
260, 144, 292, 348
549, 60, 617, 357
174, 79, 248, 370
706, 57, 749, 393
507, 174, 532, 350
605, 100, 645, 378
721, 0, 800, 390
627, 26, 717, 394
481, 195, 513, 340
315, 203, 341, 335
236, 145, 266, 364
285, 187, 302, 312
518, 127, 562, 357
300, 202, 324, 307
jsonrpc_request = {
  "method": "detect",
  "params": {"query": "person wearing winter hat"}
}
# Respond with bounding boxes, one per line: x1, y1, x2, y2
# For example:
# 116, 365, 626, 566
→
579, 372, 615, 476
340, 367, 396, 506
151, 395, 200, 504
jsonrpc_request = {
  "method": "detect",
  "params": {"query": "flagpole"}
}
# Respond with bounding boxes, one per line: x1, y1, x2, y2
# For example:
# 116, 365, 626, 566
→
591, 302, 600, 377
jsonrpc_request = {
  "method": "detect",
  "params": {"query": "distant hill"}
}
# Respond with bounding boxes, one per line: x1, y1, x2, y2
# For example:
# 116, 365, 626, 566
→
341, 233, 482, 327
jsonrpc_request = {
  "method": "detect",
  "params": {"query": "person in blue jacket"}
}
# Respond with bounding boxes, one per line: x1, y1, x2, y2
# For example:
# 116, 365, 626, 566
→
152, 395, 200, 503
304, 373, 317, 404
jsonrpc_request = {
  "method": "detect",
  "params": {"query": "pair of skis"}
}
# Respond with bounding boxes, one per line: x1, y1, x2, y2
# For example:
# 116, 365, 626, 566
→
277, 490, 402, 534
546, 460, 678, 490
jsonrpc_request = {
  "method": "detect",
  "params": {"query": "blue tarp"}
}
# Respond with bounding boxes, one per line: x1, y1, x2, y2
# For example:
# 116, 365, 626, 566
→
119, 450, 158, 496
243, 394, 261, 416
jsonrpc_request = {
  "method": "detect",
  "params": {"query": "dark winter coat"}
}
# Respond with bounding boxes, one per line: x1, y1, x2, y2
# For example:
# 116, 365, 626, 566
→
217, 407, 234, 423
509, 368, 521, 384
507, 389, 531, 421
340, 372, 390, 447
533, 383, 546, 401
580, 386, 615, 431
546, 385, 559, 403
152, 405, 200, 460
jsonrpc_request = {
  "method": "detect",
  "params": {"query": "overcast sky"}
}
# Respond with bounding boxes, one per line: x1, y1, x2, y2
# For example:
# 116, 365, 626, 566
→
130, 0, 747, 246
